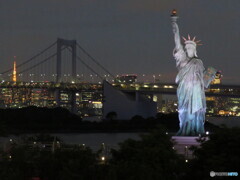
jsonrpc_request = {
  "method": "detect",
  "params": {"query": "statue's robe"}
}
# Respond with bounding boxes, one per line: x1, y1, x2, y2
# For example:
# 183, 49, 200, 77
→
174, 48, 208, 136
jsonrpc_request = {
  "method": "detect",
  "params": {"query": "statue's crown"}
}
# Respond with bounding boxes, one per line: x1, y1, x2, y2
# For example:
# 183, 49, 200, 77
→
182, 35, 202, 47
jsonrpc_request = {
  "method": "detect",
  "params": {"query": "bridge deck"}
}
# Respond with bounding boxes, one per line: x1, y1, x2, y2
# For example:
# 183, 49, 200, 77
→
0, 82, 240, 97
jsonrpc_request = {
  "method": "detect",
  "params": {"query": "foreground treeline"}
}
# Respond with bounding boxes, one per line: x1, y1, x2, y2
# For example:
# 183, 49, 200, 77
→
0, 106, 80, 134
0, 107, 218, 134
0, 127, 239, 180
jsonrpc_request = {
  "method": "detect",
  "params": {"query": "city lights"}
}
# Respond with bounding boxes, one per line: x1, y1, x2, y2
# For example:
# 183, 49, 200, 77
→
0, 1, 238, 179
0, 76, 239, 116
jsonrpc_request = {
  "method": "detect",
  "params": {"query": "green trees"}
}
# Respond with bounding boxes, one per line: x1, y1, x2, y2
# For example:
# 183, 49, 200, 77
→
0, 119, 7, 136
106, 111, 117, 120
0, 127, 239, 180
0, 128, 186, 180
185, 127, 240, 179
0, 144, 96, 180
108, 127, 185, 180
0, 107, 82, 132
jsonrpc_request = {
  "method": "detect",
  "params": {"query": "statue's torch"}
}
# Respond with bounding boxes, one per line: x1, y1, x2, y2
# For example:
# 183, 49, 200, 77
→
171, 9, 178, 22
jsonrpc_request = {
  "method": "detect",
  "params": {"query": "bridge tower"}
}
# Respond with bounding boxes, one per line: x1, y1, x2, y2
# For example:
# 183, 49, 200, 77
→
56, 38, 77, 83
56, 38, 77, 113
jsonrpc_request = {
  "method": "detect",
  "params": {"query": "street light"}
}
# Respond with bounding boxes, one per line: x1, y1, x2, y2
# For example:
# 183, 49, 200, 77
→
101, 156, 105, 161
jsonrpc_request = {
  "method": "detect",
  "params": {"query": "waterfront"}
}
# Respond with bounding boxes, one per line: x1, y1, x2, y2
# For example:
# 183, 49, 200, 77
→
0, 132, 142, 151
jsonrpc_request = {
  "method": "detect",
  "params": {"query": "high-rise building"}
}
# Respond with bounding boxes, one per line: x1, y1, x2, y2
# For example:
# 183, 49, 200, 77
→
115, 74, 137, 83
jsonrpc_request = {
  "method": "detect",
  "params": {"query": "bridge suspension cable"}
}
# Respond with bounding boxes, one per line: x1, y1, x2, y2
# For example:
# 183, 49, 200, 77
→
18, 53, 56, 74
0, 41, 57, 75
18, 46, 67, 75
76, 43, 115, 79
66, 47, 104, 80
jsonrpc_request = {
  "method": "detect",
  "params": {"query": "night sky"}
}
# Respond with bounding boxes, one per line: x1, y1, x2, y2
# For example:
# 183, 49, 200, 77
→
0, 0, 240, 84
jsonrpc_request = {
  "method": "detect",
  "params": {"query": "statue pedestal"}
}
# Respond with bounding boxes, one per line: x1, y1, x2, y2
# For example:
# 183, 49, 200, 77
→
171, 136, 204, 159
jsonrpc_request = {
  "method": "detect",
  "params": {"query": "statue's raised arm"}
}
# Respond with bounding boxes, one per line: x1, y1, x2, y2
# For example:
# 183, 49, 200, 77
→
171, 12, 182, 50
171, 10, 187, 69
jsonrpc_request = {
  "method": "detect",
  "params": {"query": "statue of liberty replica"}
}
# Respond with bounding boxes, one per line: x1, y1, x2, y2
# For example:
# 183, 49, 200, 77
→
171, 10, 216, 136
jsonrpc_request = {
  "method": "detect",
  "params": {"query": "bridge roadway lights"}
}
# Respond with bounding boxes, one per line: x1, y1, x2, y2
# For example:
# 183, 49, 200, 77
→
0, 82, 240, 97
0, 82, 240, 114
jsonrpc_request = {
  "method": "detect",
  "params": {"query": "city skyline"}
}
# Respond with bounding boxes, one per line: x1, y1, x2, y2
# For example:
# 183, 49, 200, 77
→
0, 0, 240, 84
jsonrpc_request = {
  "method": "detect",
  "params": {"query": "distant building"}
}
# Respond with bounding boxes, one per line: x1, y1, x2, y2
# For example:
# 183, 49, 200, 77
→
103, 81, 157, 120
206, 97, 216, 115
0, 80, 240, 117
115, 74, 137, 83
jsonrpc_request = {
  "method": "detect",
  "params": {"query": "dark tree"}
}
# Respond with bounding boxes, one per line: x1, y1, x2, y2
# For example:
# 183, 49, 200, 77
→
106, 111, 117, 120
0, 135, 97, 180
185, 127, 240, 179
108, 126, 186, 180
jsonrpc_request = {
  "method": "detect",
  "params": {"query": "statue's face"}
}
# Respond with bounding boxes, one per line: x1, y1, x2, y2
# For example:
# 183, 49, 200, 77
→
185, 44, 196, 58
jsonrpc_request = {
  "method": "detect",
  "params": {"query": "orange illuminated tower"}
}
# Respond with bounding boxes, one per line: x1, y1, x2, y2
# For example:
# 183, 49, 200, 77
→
13, 58, 17, 82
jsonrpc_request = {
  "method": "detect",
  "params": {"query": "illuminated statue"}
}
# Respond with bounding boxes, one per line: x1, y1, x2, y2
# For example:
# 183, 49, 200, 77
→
171, 10, 216, 136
